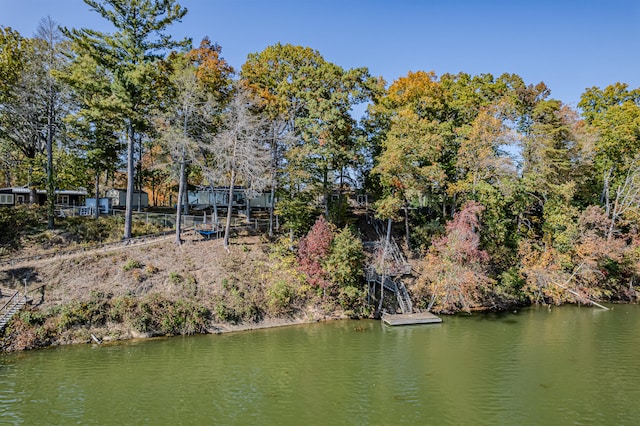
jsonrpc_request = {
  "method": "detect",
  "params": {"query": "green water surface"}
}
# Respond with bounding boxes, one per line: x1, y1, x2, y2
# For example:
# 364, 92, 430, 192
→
1, 304, 640, 425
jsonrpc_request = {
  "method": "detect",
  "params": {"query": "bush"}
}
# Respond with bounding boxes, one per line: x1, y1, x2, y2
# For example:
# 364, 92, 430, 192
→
19, 309, 46, 326
298, 216, 334, 289
324, 226, 365, 289
109, 295, 137, 322
160, 299, 208, 335
55, 297, 108, 332
266, 279, 294, 315
168, 271, 181, 284
124, 294, 209, 335
498, 267, 526, 300
123, 259, 142, 271
276, 194, 317, 236
63, 216, 121, 243
0, 205, 44, 252
144, 264, 159, 275
212, 279, 263, 324
338, 285, 367, 316
183, 274, 198, 297
214, 296, 239, 323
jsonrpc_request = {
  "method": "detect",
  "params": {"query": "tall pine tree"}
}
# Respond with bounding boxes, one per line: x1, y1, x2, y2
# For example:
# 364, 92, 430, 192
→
64, 0, 190, 238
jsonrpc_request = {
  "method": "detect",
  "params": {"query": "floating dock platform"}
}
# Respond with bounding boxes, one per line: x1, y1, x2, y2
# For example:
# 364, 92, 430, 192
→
382, 312, 442, 326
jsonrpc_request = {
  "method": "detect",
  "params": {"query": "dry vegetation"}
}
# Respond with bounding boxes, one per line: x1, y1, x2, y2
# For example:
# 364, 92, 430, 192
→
0, 229, 352, 352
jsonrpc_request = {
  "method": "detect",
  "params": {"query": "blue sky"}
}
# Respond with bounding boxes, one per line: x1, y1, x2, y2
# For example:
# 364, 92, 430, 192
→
2, 0, 639, 109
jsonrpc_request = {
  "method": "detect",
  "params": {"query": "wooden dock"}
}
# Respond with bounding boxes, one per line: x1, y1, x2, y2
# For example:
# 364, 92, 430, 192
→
382, 312, 442, 326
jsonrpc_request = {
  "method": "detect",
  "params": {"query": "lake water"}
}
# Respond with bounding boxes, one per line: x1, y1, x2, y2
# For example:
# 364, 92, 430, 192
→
1, 304, 640, 425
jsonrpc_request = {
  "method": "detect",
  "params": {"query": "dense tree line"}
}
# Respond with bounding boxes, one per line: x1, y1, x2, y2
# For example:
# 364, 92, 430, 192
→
2, 0, 639, 312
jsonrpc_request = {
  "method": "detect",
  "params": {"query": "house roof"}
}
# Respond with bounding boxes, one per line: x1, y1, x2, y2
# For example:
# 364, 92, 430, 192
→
0, 187, 88, 196
56, 189, 88, 196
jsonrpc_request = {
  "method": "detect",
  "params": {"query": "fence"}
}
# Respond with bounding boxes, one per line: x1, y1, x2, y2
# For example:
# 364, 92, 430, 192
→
108, 210, 271, 232
0, 211, 274, 268
54, 201, 278, 232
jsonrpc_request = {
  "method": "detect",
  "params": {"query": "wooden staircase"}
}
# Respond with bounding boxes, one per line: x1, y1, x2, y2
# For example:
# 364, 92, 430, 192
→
367, 268, 413, 314
370, 217, 411, 274
395, 280, 413, 314
365, 215, 414, 315
0, 291, 26, 332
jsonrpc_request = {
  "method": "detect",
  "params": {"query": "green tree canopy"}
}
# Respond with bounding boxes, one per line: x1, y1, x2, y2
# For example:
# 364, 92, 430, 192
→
63, 0, 190, 239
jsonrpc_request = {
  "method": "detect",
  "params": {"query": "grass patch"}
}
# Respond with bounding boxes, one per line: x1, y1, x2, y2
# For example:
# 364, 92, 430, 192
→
123, 259, 142, 271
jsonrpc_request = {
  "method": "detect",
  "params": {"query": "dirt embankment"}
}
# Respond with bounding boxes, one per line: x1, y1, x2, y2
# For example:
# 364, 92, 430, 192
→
0, 232, 350, 352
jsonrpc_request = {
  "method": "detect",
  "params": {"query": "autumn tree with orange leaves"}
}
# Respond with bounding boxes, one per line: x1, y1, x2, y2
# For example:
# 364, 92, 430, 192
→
155, 37, 234, 245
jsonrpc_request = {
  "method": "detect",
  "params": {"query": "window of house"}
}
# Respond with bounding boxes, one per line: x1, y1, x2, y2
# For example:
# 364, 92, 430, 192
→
0, 194, 14, 204
233, 192, 244, 203
57, 195, 70, 205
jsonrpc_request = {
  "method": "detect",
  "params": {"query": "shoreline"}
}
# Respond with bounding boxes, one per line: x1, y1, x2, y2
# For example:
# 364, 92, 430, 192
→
2, 228, 631, 353
1, 295, 358, 353
0, 233, 374, 353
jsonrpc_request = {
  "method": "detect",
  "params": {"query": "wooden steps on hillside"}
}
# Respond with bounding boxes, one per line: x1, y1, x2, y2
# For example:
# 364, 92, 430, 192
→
0, 292, 27, 332
367, 268, 414, 315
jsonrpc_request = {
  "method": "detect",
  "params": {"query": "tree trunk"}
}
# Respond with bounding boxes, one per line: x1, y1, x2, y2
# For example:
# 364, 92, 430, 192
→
151, 168, 157, 207
607, 185, 621, 242
377, 218, 392, 314
377, 277, 385, 315
323, 169, 330, 219
182, 178, 189, 216
137, 138, 142, 213
212, 190, 218, 228
427, 293, 436, 312
404, 202, 410, 251
29, 187, 37, 205
181, 113, 190, 218
94, 169, 100, 220
268, 181, 276, 238
175, 151, 186, 245
337, 168, 345, 227
451, 193, 457, 216
46, 107, 55, 230
246, 197, 251, 224
123, 121, 135, 239
268, 138, 277, 238
385, 218, 392, 263
601, 167, 613, 212
223, 169, 236, 251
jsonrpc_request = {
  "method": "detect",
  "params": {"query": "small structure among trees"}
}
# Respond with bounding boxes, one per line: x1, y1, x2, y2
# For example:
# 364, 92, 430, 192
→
0, 187, 86, 207
105, 189, 149, 210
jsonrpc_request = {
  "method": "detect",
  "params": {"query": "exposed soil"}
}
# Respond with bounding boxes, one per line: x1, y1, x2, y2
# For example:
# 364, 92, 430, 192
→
2, 232, 228, 307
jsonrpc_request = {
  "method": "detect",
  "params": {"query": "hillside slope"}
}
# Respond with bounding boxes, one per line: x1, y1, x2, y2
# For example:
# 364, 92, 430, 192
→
0, 232, 351, 352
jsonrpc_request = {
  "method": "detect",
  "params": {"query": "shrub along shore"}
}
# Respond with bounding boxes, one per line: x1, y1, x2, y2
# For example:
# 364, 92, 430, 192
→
0, 213, 371, 352
0, 238, 366, 352
2, 203, 639, 353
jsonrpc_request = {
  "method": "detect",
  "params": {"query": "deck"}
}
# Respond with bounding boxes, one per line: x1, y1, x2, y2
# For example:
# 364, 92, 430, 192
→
382, 312, 442, 326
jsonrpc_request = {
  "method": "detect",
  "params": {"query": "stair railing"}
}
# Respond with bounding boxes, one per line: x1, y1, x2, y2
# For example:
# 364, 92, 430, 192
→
0, 291, 20, 317
396, 281, 413, 314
